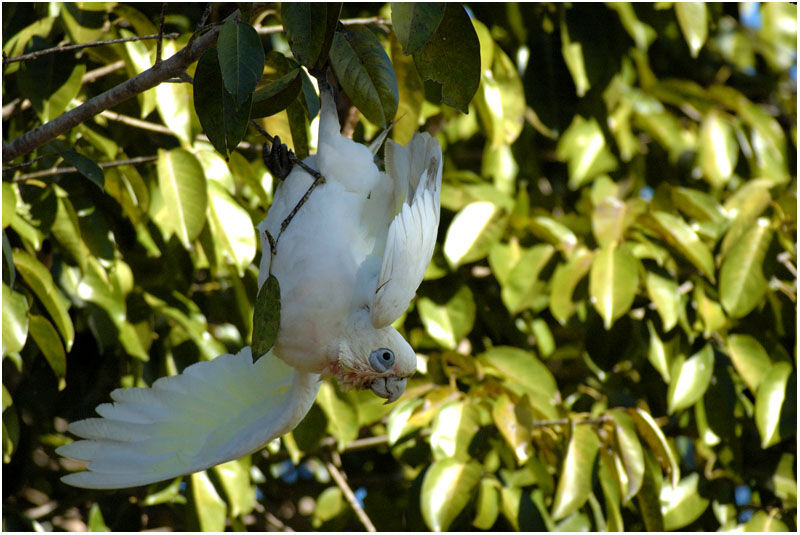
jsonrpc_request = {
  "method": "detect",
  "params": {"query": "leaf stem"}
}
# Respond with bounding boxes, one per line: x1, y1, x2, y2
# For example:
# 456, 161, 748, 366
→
325, 459, 376, 532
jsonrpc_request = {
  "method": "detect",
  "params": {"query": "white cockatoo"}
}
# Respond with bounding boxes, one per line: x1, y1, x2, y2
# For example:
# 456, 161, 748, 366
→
57, 89, 443, 489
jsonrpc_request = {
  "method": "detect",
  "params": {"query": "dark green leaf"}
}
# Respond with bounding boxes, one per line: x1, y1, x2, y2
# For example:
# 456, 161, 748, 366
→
217, 19, 265, 106
330, 26, 399, 127
281, 3, 340, 69
250, 69, 302, 118
252, 274, 280, 358
412, 3, 480, 112
60, 150, 104, 189
391, 2, 445, 55
28, 313, 66, 386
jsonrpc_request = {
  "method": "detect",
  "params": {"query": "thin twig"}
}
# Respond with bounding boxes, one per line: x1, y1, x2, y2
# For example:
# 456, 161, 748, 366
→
98, 109, 174, 135
2, 60, 126, 121
264, 511, 294, 532
156, 3, 168, 65
187, 3, 213, 51
3, 13, 227, 162
325, 460, 376, 532
12, 155, 158, 181
530, 415, 611, 429
3, 34, 180, 65
1, 155, 47, 173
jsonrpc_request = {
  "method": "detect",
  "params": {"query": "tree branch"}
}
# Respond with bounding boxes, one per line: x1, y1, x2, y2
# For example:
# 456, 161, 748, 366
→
3, 33, 180, 65
325, 459, 376, 532
2, 16, 226, 162
156, 3, 168, 65
11, 155, 158, 181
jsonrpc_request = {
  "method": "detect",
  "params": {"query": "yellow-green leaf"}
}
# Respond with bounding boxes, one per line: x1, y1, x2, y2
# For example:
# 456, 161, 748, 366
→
420, 458, 482, 531
552, 424, 600, 520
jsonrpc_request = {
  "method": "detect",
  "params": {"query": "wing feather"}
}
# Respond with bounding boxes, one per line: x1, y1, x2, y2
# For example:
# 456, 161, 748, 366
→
58, 347, 320, 489
370, 133, 443, 328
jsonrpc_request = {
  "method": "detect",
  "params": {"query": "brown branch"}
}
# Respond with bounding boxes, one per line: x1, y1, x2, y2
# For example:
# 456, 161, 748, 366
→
12, 155, 158, 181
325, 459, 376, 532
3, 17, 226, 162
3, 33, 180, 65
156, 3, 168, 65
530, 415, 611, 429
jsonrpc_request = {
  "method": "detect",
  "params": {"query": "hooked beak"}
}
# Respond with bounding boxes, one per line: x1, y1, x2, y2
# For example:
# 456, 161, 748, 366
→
370, 376, 407, 404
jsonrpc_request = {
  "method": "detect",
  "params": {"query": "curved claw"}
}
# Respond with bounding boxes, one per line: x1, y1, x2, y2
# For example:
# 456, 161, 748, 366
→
370, 376, 407, 404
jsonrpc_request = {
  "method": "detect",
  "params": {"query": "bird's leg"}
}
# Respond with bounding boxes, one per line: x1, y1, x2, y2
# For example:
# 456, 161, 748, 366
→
262, 135, 293, 181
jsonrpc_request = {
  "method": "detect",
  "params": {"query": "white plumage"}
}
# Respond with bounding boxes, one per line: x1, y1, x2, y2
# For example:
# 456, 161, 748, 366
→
57, 88, 443, 489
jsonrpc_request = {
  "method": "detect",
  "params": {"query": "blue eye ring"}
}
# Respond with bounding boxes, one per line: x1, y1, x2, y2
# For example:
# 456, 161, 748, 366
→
369, 348, 395, 373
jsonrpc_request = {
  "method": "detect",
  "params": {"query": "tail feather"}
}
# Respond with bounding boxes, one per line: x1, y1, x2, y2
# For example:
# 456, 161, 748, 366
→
58, 347, 320, 489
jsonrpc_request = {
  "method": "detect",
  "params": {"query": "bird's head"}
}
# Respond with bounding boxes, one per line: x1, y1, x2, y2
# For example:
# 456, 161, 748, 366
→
327, 310, 416, 403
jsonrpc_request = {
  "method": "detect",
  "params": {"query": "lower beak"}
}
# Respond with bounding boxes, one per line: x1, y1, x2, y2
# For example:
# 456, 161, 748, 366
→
370, 376, 407, 404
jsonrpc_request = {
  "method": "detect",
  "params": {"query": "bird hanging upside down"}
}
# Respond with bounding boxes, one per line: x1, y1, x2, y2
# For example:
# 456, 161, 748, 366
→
57, 88, 443, 489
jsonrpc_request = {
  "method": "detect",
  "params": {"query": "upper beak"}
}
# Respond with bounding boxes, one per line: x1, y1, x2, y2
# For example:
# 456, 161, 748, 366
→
370, 376, 407, 404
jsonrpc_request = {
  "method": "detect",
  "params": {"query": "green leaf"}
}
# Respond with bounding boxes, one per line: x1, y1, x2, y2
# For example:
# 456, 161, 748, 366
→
552, 424, 600, 520
492, 393, 533, 464
592, 197, 627, 247
281, 3, 340, 69
646, 320, 674, 383
630, 408, 680, 487
598, 453, 624, 530
2, 231, 14, 288
726, 334, 772, 393
156, 148, 208, 247
530, 216, 579, 255
390, 32, 424, 145
252, 274, 280, 358
589, 243, 639, 330
330, 26, 398, 127
213, 458, 256, 517
443, 201, 507, 268
206, 181, 256, 275
119, 26, 157, 118
411, 3, 481, 113
312, 487, 347, 528
2, 183, 18, 229
191, 471, 227, 532
670, 186, 727, 224
480, 346, 558, 405
420, 457, 482, 531
50, 189, 88, 270
556, 116, 617, 190
316, 382, 359, 448
155, 40, 194, 145
560, 14, 590, 97
500, 244, 555, 314
674, 3, 708, 58
608, 3, 656, 50
417, 284, 476, 349
391, 2, 444, 55
636, 450, 665, 531
250, 69, 302, 119
549, 249, 594, 325
104, 163, 150, 225
667, 344, 714, 414
387, 397, 424, 445
743, 510, 790, 532
2, 284, 29, 357
755, 361, 792, 449
643, 211, 715, 282
645, 270, 680, 332
13, 249, 74, 351
699, 111, 738, 188
28, 313, 66, 387
473, 478, 500, 530
608, 410, 645, 501
719, 218, 774, 319
42, 63, 86, 123
217, 19, 265, 106
61, 150, 104, 189
194, 48, 252, 157
87, 503, 110, 532
429, 399, 480, 461
661, 473, 710, 530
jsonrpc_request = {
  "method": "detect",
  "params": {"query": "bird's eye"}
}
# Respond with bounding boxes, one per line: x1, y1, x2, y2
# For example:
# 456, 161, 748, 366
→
369, 348, 395, 373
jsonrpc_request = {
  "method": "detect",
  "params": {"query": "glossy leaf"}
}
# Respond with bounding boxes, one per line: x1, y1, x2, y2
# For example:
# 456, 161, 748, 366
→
61, 150, 104, 189
316, 382, 359, 448
645, 270, 680, 332
719, 218, 773, 319
212, 458, 255, 517
443, 201, 507, 268
500, 244, 555, 314
330, 26, 398, 128
552, 424, 600, 520
726, 334, 771, 394
391, 2, 445, 55
252, 274, 280, 359
674, 3, 708, 58
28, 313, 66, 386
492, 393, 533, 464
412, 3, 480, 113
556, 116, 617, 190
250, 69, 302, 119
661, 473, 709, 530
420, 457, 482, 531
755, 362, 792, 449
609, 410, 645, 501
417, 284, 476, 349
191, 471, 227, 532
217, 20, 265, 106
13, 249, 74, 351
2, 284, 29, 357
549, 249, 593, 325
630, 408, 680, 487
429, 399, 480, 461
480, 346, 558, 400
646, 320, 673, 382
156, 40, 193, 145
589, 243, 639, 329
156, 148, 208, 247
667, 344, 714, 414
699, 111, 738, 188
473, 478, 500, 530
643, 211, 715, 282
281, 3, 340, 69
206, 181, 256, 274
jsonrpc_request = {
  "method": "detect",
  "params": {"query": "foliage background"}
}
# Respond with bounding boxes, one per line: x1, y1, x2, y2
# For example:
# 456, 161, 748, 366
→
2, 2, 796, 532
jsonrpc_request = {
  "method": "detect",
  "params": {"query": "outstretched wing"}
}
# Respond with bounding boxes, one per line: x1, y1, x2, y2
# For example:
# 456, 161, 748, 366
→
370, 133, 443, 328
57, 347, 320, 489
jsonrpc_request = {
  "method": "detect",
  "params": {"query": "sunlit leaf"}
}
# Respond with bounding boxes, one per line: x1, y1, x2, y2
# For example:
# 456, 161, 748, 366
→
645, 270, 680, 332
429, 399, 480, 461
2, 284, 29, 357
500, 244, 555, 314
661, 473, 709, 530
674, 3, 708, 58
549, 249, 593, 325
719, 218, 774, 319
667, 344, 714, 414
609, 409, 645, 501
630, 408, 680, 487
316, 382, 359, 448
642, 211, 715, 282
556, 116, 617, 190
480, 346, 558, 401
699, 110, 738, 188
156, 40, 194, 145
417, 284, 476, 349
473, 478, 500, 530
190, 471, 227, 532
589, 243, 639, 329
492, 393, 533, 464
755, 361, 793, 449
156, 148, 208, 247
420, 457, 482, 531
726, 334, 772, 394
213, 458, 256, 517
443, 201, 507, 268
552, 424, 600, 520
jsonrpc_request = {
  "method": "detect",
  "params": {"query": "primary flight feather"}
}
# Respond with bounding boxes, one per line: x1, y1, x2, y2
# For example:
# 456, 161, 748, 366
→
57, 88, 443, 489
